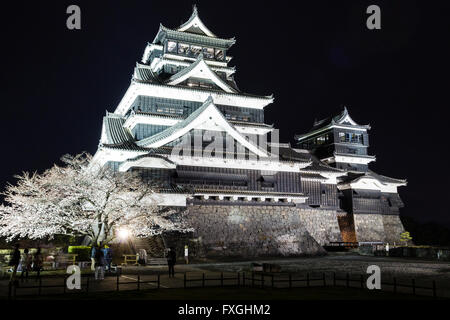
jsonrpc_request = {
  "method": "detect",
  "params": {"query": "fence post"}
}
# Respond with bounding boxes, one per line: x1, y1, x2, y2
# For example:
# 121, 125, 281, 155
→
432, 280, 436, 299
38, 278, 42, 296
346, 273, 350, 288
252, 272, 255, 288
261, 273, 264, 288
243, 272, 245, 287
272, 274, 274, 288
63, 275, 66, 294
360, 274, 364, 289
184, 272, 187, 289
333, 272, 336, 287
289, 274, 292, 289
307, 273, 310, 287
323, 273, 326, 287
237, 272, 240, 288
412, 279, 416, 295
137, 275, 140, 291
157, 274, 160, 289
393, 277, 396, 294
221, 272, 224, 287
116, 273, 119, 292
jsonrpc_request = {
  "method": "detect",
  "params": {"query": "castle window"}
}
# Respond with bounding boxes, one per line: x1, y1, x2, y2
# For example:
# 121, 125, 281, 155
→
215, 49, 224, 60
167, 41, 177, 53
316, 135, 326, 145
351, 133, 363, 144
178, 43, 189, 55
190, 45, 202, 56
203, 47, 214, 59
339, 132, 363, 144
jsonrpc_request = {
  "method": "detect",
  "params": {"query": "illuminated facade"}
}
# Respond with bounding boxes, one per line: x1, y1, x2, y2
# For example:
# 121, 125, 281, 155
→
92, 6, 407, 256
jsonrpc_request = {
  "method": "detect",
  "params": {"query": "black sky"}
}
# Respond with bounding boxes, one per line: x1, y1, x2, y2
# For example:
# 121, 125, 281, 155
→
1, 1, 449, 226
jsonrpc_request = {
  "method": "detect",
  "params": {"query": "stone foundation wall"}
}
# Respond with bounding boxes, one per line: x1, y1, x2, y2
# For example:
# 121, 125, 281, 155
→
297, 209, 342, 245
382, 215, 405, 244
353, 214, 385, 242
183, 204, 344, 257
353, 214, 405, 243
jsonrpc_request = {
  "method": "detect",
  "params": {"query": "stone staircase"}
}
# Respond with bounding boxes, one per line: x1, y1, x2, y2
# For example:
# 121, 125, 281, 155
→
133, 235, 166, 258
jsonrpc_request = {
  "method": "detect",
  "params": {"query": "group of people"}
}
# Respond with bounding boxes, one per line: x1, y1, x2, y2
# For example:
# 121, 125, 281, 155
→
90, 243, 112, 280
9, 244, 43, 283
9, 243, 184, 283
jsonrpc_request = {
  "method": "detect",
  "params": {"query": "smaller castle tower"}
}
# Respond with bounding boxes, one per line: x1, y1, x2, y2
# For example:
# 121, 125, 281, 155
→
295, 107, 407, 244
295, 107, 375, 172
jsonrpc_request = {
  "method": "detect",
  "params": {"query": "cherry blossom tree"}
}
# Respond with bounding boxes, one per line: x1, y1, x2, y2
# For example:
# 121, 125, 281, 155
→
0, 153, 191, 244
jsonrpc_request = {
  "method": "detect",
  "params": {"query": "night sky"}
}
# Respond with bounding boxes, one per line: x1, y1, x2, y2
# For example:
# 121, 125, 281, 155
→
1, 1, 449, 226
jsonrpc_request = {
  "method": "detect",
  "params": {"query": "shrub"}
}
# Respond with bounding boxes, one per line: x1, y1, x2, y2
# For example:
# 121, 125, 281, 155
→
68, 246, 91, 261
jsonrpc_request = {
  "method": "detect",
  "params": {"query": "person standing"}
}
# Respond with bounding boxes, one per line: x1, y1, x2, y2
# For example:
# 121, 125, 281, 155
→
20, 248, 32, 282
102, 245, 112, 271
33, 248, 43, 281
90, 245, 97, 271
184, 245, 189, 264
94, 244, 105, 280
166, 247, 176, 278
9, 243, 21, 283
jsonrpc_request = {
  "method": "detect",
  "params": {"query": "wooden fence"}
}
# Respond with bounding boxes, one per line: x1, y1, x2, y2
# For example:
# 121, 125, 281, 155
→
7, 271, 444, 300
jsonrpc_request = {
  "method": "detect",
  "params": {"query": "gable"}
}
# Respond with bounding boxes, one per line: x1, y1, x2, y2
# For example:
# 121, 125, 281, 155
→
177, 6, 216, 38
136, 97, 268, 157
166, 55, 237, 93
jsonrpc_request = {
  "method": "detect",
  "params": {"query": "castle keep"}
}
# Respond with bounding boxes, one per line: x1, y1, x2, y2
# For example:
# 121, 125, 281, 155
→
92, 7, 406, 256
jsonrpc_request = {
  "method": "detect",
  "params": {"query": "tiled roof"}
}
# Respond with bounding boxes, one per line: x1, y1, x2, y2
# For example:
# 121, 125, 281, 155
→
229, 120, 273, 129
165, 54, 238, 93
166, 54, 204, 83
367, 170, 407, 184
295, 107, 370, 141
102, 141, 148, 152
136, 96, 215, 147
193, 188, 306, 198
299, 173, 328, 180
154, 24, 235, 49
277, 147, 312, 163
338, 170, 406, 185
301, 155, 344, 174
133, 64, 160, 83
133, 111, 184, 120
103, 114, 134, 145
176, 5, 216, 37
157, 185, 192, 194
131, 78, 274, 101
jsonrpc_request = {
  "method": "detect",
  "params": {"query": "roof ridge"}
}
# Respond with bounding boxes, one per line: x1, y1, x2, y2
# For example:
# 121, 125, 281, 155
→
176, 4, 217, 38
158, 24, 235, 43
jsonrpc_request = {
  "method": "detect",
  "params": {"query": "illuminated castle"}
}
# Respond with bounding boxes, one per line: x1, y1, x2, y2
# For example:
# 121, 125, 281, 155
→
92, 6, 406, 256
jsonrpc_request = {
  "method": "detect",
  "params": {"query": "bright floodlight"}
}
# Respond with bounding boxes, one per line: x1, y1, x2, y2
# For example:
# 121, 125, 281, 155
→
118, 228, 130, 240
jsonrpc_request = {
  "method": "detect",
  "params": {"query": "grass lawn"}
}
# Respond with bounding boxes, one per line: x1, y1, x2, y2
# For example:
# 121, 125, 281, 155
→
15, 286, 437, 300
